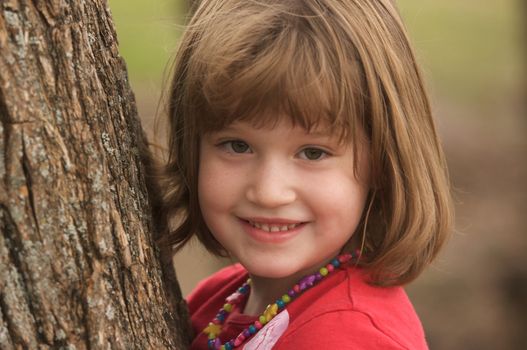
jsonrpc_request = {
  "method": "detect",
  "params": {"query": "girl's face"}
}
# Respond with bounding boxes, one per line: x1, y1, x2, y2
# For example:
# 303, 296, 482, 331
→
198, 119, 370, 279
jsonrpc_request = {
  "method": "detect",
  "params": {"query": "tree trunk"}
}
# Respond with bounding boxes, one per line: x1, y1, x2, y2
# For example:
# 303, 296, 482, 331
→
0, 1, 190, 349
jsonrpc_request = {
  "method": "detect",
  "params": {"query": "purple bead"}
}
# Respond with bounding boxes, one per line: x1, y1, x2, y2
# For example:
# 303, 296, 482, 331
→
299, 275, 316, 288
315, 272, 322, 280
288, 290, 296, 297
243, 329, 251, 337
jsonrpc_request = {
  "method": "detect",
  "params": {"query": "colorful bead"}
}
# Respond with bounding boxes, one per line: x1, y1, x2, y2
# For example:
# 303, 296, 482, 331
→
299, 275, 315, 288
204, 322, 222, 338
263, 303, 278, 322
208, 338, 221, 349
234, 333, 245, 347
202, 253, 354, 349
259, 315, 267, 325
226, 292, 241, 303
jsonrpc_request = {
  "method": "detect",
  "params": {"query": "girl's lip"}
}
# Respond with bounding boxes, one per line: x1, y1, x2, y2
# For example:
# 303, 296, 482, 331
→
239, 218, 306, 244
240, 217, 305, 225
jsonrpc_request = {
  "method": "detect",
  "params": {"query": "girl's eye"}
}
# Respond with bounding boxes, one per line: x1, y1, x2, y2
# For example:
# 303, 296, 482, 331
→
221, 140, 251, 153
299, 147, 329, 161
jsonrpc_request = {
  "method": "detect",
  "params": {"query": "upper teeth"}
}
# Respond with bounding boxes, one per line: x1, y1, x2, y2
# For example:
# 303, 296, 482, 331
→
250, 221, 300, 232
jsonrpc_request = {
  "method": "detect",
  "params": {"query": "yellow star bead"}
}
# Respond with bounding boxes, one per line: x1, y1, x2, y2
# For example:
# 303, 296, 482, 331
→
203, 322, 222, 337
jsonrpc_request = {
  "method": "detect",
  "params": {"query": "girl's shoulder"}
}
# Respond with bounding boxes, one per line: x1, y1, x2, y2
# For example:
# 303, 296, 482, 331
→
275, 266, 428, 349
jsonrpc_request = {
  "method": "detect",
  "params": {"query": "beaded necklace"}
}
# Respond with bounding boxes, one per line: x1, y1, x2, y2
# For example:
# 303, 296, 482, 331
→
203, 252, 355, 350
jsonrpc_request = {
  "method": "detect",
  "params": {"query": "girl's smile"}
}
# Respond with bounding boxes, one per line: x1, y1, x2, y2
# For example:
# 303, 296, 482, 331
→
239, 217, 307, 244
198, 119, 371, 282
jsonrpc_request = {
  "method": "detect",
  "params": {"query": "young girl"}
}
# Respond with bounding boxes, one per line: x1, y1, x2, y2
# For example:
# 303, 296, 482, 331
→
157, 0, 453, 349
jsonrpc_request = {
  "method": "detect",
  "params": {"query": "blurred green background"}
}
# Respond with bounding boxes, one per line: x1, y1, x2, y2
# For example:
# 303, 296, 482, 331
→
110, 1, 526, 349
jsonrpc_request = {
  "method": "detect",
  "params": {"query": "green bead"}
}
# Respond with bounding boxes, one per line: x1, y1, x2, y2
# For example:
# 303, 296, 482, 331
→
320, 267, 329, 276
281, 294, 291, 303
223, 303, 233, 312
259, 315, 267, 324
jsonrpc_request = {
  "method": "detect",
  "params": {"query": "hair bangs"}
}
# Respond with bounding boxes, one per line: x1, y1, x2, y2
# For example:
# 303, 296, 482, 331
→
191, 3, 366, 144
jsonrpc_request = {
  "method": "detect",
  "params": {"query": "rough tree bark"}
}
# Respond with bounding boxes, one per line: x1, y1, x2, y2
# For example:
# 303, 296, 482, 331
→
0, 1, 190, 349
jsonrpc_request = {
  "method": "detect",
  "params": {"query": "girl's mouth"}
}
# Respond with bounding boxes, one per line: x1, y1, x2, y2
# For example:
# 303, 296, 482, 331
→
247, 220, 301, 232
239, 218, 306, 244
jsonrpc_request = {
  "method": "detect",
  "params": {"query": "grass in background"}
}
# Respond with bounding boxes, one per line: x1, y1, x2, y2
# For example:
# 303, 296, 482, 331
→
109, 0, 185, 86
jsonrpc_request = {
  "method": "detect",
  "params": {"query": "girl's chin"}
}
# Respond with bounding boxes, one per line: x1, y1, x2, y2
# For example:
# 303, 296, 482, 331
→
241, 252, 341, 283
242, 260, 318, 282
240, 260, 299, 279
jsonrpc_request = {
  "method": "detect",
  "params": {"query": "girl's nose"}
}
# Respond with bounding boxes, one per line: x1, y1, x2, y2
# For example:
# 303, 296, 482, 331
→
245, 159, 296, 208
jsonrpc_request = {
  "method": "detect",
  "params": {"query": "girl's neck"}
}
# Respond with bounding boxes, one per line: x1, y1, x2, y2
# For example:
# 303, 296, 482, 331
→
243, 275, 293, 316
242, 256, 337, 316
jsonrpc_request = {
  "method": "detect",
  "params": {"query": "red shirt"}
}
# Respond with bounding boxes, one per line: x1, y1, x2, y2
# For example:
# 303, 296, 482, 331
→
188, 264, 428, 349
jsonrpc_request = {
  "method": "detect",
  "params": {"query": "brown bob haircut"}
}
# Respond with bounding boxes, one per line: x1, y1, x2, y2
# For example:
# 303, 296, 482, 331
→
156, 0, 453, 286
